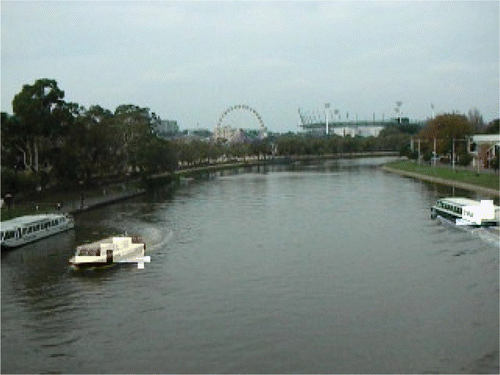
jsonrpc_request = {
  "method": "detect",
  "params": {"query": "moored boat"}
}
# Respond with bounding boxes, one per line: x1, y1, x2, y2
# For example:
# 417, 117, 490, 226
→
431, 198, 499, 227
69, 236, 149, 269
1, 213, 74, 250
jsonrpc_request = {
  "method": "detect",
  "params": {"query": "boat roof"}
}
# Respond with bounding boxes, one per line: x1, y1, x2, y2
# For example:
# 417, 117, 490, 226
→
77, 236, 144, 250
438, 197, 498, 208
1, 214, 68, 231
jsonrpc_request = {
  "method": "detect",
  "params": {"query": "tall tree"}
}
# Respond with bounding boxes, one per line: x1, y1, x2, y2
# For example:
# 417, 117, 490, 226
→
11, 79, 66, 171
114, 104, 154, 173
467, 108, 485, 132
1, 112, 25, 169
56, 105, 119, 182
483, 119, 499, 134
418, 113, 474, 155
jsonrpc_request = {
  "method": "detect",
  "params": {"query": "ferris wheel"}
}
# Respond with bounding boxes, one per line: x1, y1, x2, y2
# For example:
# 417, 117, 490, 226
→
216, 104, 267, 137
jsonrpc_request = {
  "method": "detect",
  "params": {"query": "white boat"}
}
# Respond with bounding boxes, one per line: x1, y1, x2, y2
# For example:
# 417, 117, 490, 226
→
1, 213, 74, 250
69, 236, 149, 269
431, 198, 499, 227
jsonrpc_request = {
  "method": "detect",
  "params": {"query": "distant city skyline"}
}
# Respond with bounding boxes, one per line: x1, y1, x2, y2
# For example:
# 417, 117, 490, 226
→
2, 1, 498, 132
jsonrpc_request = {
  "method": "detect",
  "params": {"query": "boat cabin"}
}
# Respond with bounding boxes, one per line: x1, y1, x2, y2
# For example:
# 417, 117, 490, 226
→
433, 198, 498, 226
1, 214, 74, 249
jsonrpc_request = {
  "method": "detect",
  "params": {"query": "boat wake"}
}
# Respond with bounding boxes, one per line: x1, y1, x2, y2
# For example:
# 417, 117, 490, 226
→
138, 226, 174, 253
470, 227, 500, 247
437, 216, 499, 247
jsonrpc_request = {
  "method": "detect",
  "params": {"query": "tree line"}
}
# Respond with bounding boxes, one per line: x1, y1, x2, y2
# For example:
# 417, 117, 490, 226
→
410, 112, 499, 167
2, 78, 497, 198
1, 79, 178, 197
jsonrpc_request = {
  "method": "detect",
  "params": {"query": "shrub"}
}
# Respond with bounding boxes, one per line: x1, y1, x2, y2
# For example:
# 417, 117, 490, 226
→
457, 153, 473, 166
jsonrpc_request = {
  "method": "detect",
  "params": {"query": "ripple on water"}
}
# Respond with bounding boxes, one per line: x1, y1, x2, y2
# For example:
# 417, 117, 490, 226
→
2, 160, 498, 374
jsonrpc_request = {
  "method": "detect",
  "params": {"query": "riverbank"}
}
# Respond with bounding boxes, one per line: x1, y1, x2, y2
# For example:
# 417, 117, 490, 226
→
0, 183, 146, 221
171, 151, 399, 176
1, 152, 399, 221
382, 160, 500, 197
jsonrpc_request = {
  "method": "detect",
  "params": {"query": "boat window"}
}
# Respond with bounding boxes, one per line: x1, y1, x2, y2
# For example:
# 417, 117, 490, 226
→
22, 228, 27, 235
1, 232, 4, 241
78, 248, 101, 256
4, 231, 16, 240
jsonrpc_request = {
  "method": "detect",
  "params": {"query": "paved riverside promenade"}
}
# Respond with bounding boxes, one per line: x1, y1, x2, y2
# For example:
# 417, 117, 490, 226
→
65, 188, 147, 214
381, 164, 500, 197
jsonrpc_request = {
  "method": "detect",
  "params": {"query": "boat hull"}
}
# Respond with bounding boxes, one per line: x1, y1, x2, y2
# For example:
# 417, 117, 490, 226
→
431, 207, 498, 227
1, 217, 74, 251
69, 236, 146, 269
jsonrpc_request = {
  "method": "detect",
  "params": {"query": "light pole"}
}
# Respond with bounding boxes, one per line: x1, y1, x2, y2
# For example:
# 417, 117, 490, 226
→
433, 138, 437, 167
418, 139, 421, 164
452, 138, 455, 171
325, 103, 330, 135
396, 101, 403, 123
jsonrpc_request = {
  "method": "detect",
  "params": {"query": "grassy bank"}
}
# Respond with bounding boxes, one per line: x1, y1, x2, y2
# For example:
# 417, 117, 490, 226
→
384, 160, 499, 193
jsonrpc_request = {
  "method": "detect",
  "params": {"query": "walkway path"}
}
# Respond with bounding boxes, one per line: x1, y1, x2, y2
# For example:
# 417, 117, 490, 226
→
66, 188, 146, 214
381, 165, 500, 197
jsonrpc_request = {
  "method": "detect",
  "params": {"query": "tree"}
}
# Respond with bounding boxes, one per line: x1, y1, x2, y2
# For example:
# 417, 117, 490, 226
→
11, 79, 67, 172
114, 104, 155, 173
137, 137, 177, 176
56, 105, 119, 182
467, 108, 485, 132
418, 113, 474, 156
483, 119, 499, 134
1, 112, 25, 170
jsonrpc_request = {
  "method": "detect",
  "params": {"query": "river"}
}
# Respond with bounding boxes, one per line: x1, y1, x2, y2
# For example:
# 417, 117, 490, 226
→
2, 157, 498, 374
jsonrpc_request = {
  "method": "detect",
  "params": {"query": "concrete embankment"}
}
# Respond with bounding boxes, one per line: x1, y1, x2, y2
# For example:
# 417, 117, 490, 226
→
68, 189, 146, 215
381, 165, 500, 197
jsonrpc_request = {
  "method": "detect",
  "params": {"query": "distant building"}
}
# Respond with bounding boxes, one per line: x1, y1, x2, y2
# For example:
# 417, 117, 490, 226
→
213, 125, 251, 143
160, 120, 179, 133
468, 134, 500, 169
299, 117, 423, 137
153, 120, 179, 136
331, 125, 385, 137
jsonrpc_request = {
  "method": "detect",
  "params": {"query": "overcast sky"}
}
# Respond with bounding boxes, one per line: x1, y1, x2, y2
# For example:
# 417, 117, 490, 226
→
2, 1, 499, 132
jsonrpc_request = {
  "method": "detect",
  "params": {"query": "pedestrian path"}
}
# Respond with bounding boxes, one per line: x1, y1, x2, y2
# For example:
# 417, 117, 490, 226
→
66, 189, 146, 214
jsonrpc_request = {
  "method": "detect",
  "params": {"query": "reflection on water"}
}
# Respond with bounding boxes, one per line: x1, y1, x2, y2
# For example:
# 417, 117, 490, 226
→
2, 157, 498, 374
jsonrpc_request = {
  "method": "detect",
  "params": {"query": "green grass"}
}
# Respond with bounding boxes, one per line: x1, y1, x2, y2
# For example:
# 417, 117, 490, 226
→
386, 160, 499, 191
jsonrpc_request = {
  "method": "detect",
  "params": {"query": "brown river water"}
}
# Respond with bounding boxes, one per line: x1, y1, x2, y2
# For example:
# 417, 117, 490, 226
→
2, 157, 498, 373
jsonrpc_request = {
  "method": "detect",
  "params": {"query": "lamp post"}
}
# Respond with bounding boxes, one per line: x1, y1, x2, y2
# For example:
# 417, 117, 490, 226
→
418, 139, 421, 164
452, 138, 455, 171
325, 103, 330, 135
433, 138, 437, 167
